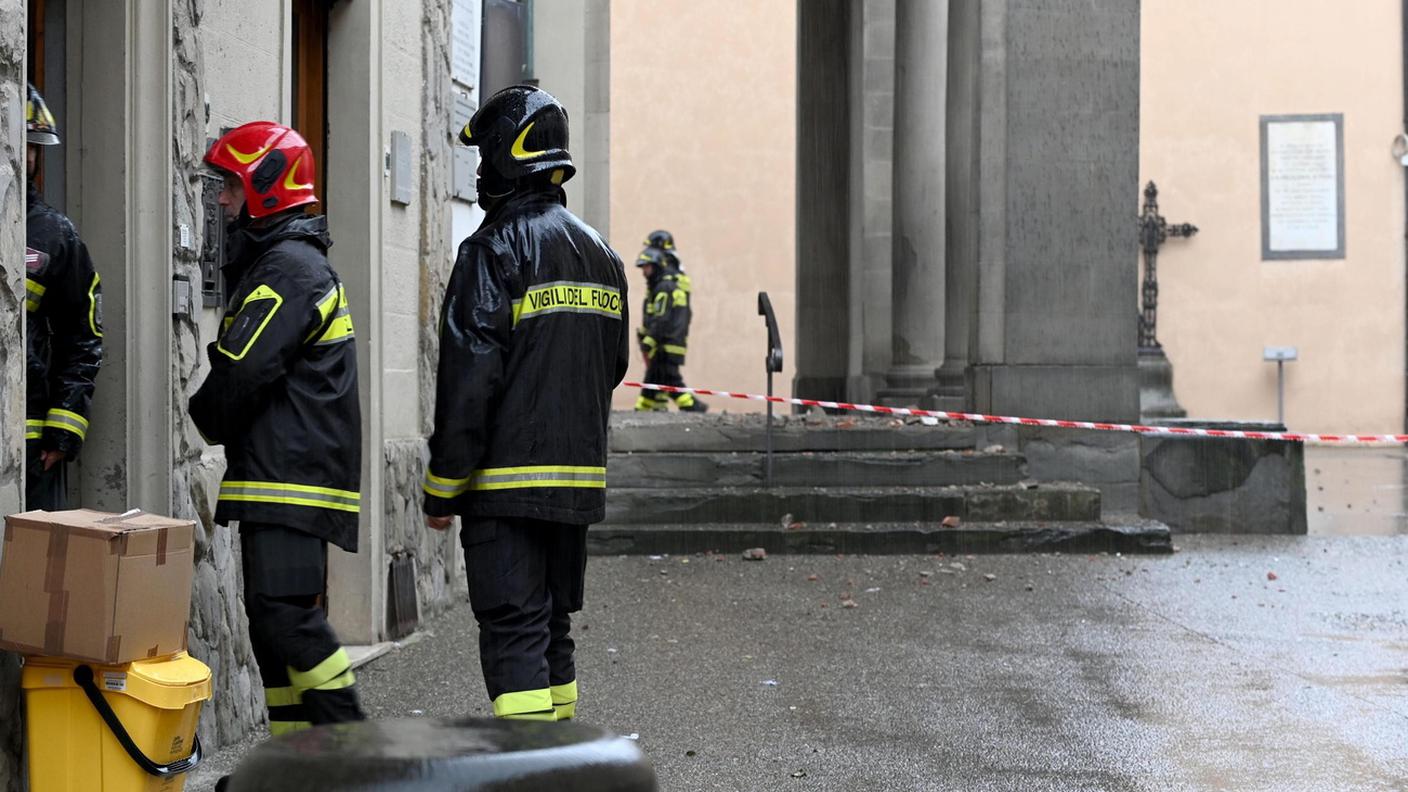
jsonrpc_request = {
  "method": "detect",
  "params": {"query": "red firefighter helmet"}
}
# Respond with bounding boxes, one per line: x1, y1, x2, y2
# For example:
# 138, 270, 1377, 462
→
204, 121, 318, 219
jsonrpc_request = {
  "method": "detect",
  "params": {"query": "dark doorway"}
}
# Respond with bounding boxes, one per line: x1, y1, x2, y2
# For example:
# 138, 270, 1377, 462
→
292, 0, 330, 207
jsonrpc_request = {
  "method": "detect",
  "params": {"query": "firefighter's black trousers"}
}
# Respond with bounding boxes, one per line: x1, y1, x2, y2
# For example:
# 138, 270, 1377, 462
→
241, 523, 365, 734
461, 517, 588, 720
639, 355, 697, 409
25, 440, 66, 510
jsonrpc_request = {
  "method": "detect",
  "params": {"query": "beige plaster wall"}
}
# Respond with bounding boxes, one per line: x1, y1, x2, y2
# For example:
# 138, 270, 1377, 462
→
609, 0, 796, 411
1143, 0, 1406, 433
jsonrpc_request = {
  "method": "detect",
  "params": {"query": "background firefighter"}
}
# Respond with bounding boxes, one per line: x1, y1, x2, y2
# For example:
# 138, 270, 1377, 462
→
23, 83, 103, 509
189, 122, 365, 756
635, 236, 706, 412
423, 85, 630, 722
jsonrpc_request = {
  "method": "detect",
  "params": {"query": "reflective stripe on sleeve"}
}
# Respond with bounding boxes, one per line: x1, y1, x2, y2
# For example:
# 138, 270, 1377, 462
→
44, 408, 89, 441
25, 418, 44, 440
422, 469, 473, 500
219, 481, 361, 513
469, 465, 607, 492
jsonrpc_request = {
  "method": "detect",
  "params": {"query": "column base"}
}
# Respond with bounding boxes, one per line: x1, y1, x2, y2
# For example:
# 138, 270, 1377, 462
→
1137, 347, 1186, 420
969, 364, 1139, 423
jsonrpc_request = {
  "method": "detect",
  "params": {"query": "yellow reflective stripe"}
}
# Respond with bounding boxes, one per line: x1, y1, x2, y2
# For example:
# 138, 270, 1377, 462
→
87, 273, 102, 337
44, 409, 89, 440
309, 669, 356, 692
268, 720, 312, 737
265, 686, 301, 708
470, 465, 607, 492
513, 281, 622, 327
313, 286, 354, 346
492, 688, 554, 718
220, 481, 361, 514
25, 278, 43, 313
423, 469, 473, 499
672, 288, 688, 307
288, 648, 352, 691
663, 344, 687, 356
25, 417, 43, 440
552, 701, 576, 720
305, 285, 340, 343
550, 681, 577, 705
218, 283, 284, 361
639, 335, 657, 349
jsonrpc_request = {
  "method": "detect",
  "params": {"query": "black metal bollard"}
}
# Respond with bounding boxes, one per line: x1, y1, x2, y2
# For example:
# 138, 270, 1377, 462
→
225, 717, 658, 791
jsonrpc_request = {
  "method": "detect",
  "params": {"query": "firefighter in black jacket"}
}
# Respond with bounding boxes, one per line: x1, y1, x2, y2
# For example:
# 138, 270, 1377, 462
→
24, 84, 103, 509
190, 122, 364, 740
635, 241, 706, 412
423, 85, 630, 721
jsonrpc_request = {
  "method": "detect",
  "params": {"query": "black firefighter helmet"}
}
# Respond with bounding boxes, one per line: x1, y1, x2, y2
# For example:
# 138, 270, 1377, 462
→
644, 230, 675, 251
459, 85, 575, 186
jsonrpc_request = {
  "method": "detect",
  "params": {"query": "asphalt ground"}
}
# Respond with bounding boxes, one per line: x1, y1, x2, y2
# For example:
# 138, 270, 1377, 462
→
190, 534, 1408, 791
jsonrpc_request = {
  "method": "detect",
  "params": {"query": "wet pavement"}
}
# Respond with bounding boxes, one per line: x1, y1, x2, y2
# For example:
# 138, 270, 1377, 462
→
190, 534, 1408, 791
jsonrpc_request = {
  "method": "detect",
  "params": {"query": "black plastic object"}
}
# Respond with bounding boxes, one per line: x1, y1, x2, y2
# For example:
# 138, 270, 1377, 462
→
758, 292, 785, 487
226, 717, 658, 791
72, 664, 203, 778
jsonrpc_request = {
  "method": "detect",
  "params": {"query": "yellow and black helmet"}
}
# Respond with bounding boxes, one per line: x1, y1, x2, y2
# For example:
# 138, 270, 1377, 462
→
26, 84, 60, 146
644, 230, 675, 251
459, 85, 574, 185
635, 247, 666, 268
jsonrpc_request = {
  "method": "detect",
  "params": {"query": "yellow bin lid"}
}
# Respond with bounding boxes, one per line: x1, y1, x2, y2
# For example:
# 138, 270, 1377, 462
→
23, 651, 212, 710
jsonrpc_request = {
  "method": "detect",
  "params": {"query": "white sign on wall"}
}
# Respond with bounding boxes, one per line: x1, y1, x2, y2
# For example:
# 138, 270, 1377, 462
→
1260, 114, 1345, 260
451, 0, 481, 90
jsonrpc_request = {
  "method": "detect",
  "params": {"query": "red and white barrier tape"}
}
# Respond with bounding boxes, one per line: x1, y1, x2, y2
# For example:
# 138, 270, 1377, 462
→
624, 382, 1404, 445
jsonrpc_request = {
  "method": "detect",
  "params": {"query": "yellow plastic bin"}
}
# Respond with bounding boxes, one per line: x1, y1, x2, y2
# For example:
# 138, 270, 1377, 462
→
22, 652, 211, 792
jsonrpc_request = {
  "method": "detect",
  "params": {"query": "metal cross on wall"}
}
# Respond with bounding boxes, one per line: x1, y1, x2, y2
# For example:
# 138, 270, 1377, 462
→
1138, 181, 1198, 350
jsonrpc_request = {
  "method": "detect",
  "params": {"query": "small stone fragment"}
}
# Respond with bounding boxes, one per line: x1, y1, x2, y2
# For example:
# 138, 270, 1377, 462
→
983, 573, 997, 582
919, 570, 932, 578
941, 515, 961, 528
1267, 571, 1279, 581
686, 750, 697, 758
806, 574, 820, 582
779, 513, 794, 529
842, 600, 859, 609
743, 547, 768, 561
983, 444, 1005, 453
792, 770, 808, 779
949, 562, 967, 572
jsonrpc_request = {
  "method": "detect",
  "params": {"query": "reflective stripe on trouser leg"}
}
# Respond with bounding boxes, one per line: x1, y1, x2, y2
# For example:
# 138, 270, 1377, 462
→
493, 688, 556, 720
264, 685, 311, 736
672, 391, 697, 408
290, 648, 364, 725
551, 681, 578, 720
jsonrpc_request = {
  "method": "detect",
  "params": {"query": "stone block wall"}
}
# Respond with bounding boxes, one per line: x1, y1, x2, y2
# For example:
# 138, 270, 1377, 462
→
0, 1, 25, 786
384, 439, 467, 621
172, 0, 264, 749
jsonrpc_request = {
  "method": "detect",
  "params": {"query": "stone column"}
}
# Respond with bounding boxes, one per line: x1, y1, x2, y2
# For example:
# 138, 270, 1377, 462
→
963, 0, 1140, 423
884, 0, 947, 401
0, 5, 26, 788
793, 0, 853, 403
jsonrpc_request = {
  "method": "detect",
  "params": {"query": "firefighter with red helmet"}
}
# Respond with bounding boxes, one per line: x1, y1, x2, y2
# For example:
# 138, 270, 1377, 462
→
24, 83, 103, 509
423, 85, 630, 721
190, 121, 365, 744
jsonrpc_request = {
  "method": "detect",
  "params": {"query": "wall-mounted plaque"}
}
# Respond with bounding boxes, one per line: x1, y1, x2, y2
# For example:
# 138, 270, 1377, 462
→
1260, 114, 1345, 260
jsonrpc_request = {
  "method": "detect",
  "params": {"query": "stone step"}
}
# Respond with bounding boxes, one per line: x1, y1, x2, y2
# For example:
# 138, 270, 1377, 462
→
609, 412, 976, 453
586, 519, 1172, 556
603, 483, 1100, 526
607, 450, 1025, 489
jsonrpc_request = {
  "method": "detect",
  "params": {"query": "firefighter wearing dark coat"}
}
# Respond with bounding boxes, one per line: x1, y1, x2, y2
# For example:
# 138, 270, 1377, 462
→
635, 238, 706, 412
423, 85, 630, 721
190, 121, 365, 739
24, 84, 103, 509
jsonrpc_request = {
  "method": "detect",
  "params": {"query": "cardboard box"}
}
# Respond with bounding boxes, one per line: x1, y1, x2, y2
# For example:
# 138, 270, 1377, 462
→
0, 509, 195, 664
